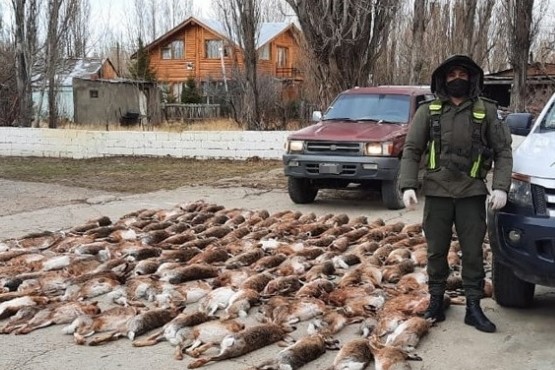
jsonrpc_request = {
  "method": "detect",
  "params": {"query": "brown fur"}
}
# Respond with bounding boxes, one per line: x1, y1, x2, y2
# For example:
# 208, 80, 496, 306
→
338, 265, 382, 288
271, 297, 326, 325
187, 323, 291, 368
328, 338, 374, 370
382, 292, 430, 316
381, 260, 416, 283
262, 275, 302, 296
187, 246, 231, 265
254, 334, 329, 370
239, 272, 274, 292
182, 319, 245, 359
371, 341, 422, 370
252, 254, 288, 272
296, 278, 335, 299
64, 306, 138, 345
0, 296, 50, 319
158, 264, 219, 284
303, 261, 336, 281
212, 269, 251, 289
223, 288, 260, 319
11, 301, 100, 335
132, 311, 213, 348
225, 248, 264, 269
385, 316, 432, 352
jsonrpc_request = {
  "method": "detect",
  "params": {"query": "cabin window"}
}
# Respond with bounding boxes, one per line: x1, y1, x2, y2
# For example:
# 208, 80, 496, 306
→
259, 44, 270, 60
89, 90, 98, 98
161, 40, 184, 60
277, 46, 289, 67
205, 40, 229, 59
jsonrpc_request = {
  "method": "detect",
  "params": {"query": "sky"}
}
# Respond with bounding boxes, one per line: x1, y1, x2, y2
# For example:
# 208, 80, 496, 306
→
89, 0, 212, 24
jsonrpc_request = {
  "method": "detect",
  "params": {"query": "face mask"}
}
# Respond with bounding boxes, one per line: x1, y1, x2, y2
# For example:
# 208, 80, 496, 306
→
446, 78, 470, 98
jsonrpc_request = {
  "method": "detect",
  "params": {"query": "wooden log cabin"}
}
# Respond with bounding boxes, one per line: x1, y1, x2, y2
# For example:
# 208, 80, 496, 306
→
139, 16, 303, 102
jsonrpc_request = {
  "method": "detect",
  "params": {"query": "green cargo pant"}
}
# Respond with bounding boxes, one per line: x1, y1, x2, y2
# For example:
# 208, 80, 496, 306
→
423, 195, 487, 300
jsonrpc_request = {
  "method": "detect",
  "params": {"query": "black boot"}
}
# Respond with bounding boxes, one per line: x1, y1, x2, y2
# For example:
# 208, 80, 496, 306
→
424, 294, 445, 322
464, 299, 496, 333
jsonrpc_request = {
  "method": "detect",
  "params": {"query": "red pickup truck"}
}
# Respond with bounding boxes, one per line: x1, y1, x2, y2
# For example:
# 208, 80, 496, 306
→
283, 85, 433, 209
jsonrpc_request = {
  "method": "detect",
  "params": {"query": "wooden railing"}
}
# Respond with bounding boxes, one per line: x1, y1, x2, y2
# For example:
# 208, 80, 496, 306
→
276, 67, 302, 79
163, 104, 221, 121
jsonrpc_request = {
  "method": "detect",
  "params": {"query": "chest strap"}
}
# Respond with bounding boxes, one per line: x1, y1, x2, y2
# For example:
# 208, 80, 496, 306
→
427, 98, 490, 178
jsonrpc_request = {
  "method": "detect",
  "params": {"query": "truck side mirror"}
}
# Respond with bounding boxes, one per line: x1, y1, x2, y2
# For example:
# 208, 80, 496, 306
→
505, 113, 533, 136
311, 111, 322, 122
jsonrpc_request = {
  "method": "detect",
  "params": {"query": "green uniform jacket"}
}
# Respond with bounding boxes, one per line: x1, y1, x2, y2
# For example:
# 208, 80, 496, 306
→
399, 97, 513, 198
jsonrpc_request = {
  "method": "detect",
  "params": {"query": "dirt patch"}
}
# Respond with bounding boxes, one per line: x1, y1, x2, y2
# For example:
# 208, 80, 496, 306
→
0, 156, 285, 193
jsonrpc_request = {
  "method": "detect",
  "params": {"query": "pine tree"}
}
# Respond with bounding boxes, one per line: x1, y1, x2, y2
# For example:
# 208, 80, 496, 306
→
181, 77, 202, 104
129, 37, 156, 81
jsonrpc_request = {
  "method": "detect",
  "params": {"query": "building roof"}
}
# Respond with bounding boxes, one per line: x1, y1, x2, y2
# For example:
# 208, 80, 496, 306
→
32, 58, 115, 87
138, 16, 298, 57
485, 62, 555, 78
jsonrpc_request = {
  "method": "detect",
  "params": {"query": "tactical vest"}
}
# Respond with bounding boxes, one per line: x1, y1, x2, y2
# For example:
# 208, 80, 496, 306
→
427, 98, 492, 178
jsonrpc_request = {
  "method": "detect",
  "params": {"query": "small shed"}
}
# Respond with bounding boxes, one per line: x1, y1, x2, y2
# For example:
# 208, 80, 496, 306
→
73, 78, 161, 126
32, 58, 118, 121
483, 62, 555, 112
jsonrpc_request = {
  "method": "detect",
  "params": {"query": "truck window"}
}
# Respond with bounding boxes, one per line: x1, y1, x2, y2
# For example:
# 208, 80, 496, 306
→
324, 94, 411, 123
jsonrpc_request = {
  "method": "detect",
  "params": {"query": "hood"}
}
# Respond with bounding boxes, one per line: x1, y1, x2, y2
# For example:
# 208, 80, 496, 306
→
431, 54, 484, 99
288, 121, 406, 141
513, 131, 555, 179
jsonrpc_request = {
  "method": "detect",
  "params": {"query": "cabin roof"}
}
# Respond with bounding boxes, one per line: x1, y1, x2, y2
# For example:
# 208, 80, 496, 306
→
32, 58, 115, 87
137, 16, 298, 57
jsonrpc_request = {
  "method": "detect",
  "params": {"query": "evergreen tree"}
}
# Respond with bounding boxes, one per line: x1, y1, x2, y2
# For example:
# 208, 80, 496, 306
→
129, 37, 156, 81
181, 77, 202, 104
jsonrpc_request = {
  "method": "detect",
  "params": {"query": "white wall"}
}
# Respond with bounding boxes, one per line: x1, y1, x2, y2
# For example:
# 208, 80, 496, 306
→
0, 128, 523, 161
0, 128, 291, 160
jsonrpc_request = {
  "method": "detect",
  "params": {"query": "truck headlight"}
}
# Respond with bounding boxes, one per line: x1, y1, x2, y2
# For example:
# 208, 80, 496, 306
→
508, 175, 532, 209
364, 142, 393, 156
286, 140, 304, 153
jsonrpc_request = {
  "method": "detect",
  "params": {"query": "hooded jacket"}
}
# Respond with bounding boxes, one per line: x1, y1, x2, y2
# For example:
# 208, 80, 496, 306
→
399, 55, 513, 198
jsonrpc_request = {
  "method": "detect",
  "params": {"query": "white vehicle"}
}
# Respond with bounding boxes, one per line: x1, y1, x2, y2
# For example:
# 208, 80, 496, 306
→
488, 93, 555, 308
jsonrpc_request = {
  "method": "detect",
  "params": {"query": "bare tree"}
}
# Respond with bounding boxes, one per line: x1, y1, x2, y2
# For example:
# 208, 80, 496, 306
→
159, 0, 193, 32
11, 0, 40, 127
64, 0, 91, 57
44, 0, 78, 128
504, 0, 535, 111
409, 0, 427, 84
216, 0, 262, 130
285, 0, 400, 107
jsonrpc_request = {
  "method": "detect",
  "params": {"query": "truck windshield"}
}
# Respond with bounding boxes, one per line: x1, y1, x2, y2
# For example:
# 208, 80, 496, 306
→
540, 100, 555, 131
323, 94, 411, 123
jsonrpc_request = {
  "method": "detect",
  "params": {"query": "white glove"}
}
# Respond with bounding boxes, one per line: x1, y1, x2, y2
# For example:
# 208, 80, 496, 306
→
489, 190, 507, 210
403, 189, 418, 209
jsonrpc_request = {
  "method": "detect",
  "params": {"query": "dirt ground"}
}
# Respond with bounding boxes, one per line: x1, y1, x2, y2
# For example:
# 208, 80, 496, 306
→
0, 156, 285, 194
0, 159, 554, 370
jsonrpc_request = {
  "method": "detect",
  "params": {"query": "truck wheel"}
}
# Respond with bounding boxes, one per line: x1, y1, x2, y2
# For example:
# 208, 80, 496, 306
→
381, 171, 404, 210
492, 254, 535, 308
288, 177, 318, 204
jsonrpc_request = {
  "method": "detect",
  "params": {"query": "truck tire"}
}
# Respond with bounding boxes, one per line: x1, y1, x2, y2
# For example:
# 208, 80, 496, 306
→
288, 177, 318, 204
381, 170, 404, 210
492, 254, 535, 308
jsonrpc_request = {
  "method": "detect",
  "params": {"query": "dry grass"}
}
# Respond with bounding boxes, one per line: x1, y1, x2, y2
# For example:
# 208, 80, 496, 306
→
0, 156, 284, 193
52, 118, 306, 132
55, 118, 242, 132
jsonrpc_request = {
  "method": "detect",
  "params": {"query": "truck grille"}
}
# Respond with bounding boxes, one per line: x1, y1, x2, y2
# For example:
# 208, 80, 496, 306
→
532, 184, 555, 217
305, 141, 361, 155
305, 163, 357, 175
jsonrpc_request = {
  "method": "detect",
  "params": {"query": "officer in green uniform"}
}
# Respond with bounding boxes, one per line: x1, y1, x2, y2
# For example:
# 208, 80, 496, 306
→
399, 55, 513, 333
